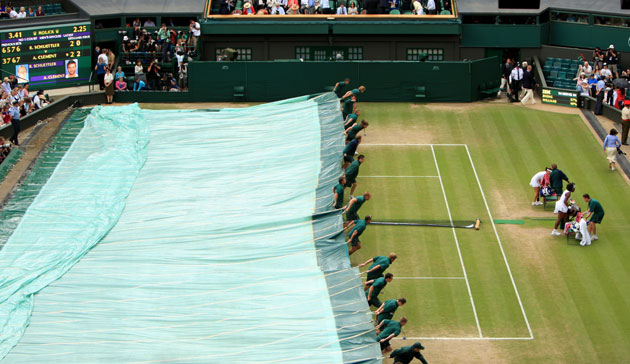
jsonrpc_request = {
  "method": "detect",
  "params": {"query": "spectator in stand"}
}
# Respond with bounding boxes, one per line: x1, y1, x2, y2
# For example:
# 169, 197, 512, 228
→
16, 6, 26, 18
579, 81, 590, 97
178, 62, 188, 91
320, 0, 331, 13
33, 90, 49, 109
132, 17, 141, 27
27, 6, 35, 17
116, 77, 127, 91
115, 66, 125, 81
8, 6, 17, 18
271, 2, 285, 14
97, 49, 108, 65
336, 2, 347, 14
425, 0, 436, 14
348, 2, 358, 14
219, 0, 233, 14
622, 100, 630, 145
104, 68, 114, 104
189, 19, 201, 53
169, 74, 178, 91
606, 45, 619, 78
593, 47, 604, 68
147, 59, 161, 90
299, 0, 311, 14
412, 0, 423, 14
133, 78, 146, 91
574, 73, 587, 88
587, 73, 598, 95
1, 78, 11, 95
243, 3, 255, 14
579, 61, 593, 77
389, 0, 399, 12
144, 18, 156, 27
521, 64, 536, 105
22, 84, 29, 98
107, 49, 115, 70
287, 3, 299, 13
135, 60, 145, 82
94, 57, 107, 90
0, 136, 11, 164
35, 5, 44, 16
133, 25, 143, 40
1, 105, 11, 125
22, 97, 34, 115
601, 63, 612, 79
9, 88, 20, 104
158, 23, 169, 48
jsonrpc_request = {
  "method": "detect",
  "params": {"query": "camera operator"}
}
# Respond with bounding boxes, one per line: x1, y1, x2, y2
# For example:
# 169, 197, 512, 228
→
147, 59, 162, 90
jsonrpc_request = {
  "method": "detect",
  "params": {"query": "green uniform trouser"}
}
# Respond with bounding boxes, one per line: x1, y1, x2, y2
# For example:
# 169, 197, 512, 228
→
367, 271, 383, 281
368, 296, 382, 308
377, 312, 394, 325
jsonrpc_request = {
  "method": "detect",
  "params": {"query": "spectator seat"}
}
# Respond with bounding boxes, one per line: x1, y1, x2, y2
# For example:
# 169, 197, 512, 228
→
390, 9, 400, 14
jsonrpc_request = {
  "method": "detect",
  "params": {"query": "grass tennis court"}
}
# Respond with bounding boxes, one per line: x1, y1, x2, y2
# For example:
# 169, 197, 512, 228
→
341, 102, 630, 363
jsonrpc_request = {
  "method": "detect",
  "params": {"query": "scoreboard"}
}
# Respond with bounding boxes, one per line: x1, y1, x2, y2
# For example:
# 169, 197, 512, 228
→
541, 88, 579, 107
1, 22, 91, 89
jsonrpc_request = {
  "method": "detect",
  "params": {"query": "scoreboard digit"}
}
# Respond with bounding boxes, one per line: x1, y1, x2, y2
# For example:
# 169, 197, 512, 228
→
542, 88, 579, 107
0, 22, 91, 89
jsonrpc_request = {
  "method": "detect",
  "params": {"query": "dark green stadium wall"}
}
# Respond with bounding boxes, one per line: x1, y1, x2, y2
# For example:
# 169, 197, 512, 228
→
113, 58, 499, 103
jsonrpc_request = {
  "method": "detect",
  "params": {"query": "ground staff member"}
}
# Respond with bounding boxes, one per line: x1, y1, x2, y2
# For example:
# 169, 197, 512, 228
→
333, 78, 350, 98
345, 120, 368, 143
8, 100, 21, 146
344, 154, 364, 196
594, 76, 606, 115
509, 62, 523, 103
376, 317, 408, 353
359, 253, 397, 280
365, 273, 393, 308
621, 100, 630, 145
344, 191, 370, 226
343, 135, 361, 169
346, 216, 371, 255
374, 298, 406, 324
582, 194, 604, 241
390, 342, 429, 364
333, 177, 346, 209
549, 164, 569, 196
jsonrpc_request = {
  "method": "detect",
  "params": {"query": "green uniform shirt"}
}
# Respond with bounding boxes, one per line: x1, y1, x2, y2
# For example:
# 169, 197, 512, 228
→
589, 199, 604, 215
343, 98, 355, 115
390, 343, 427, 364
351, 88, 360, 96
365, 276, 387, 300
347, 195, 365, 215
335, 80, 347, 97
347, 123, 362, 140
333, 183, 344, 209
377, 319, 401, 341
549, 169, 568, 193
345, 113, 358, 127
349, 219, 367, 238
377, 299, 399, 323
345, 160, 361, 181
367, 256, 391, 280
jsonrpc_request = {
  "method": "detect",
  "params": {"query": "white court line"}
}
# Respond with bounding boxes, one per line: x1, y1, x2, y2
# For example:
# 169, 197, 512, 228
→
395, 337, 533, 341
431, 145, 483, 339
358, 176, 439, 178
464, 144, 534, 339
395, 277, 464, 280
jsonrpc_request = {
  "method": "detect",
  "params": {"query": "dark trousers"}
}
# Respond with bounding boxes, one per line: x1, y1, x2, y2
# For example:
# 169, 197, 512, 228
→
10, 119, 20, 145
594, 91, 605, 115
622, 119, 630, 144
97, 73, 105, 90
510, 81, 522, 102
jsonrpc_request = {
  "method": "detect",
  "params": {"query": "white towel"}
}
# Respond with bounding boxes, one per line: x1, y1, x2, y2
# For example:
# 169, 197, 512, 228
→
579, 219, 591, 246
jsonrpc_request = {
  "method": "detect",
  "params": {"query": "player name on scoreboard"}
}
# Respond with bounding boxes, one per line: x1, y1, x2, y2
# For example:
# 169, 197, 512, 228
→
541, 88, 579, 107
0, 22, 91, 88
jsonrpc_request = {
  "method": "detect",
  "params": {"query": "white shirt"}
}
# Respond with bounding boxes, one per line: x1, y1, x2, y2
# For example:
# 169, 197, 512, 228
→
321, 0, 330, 8
509, 67, 523, 82
176, 53, 184, 67
601, 68, 612, 78
144, 20, 155, 27
9, 10, 17, 18
271, 6, 285, 14
16, 11, 26, 18
336, 5, 347, 14
426, 0, 435, 10
191, 22, 200, 37
98, 54, 108, 65
135, 65, 143, 74
582, 64, 592, 75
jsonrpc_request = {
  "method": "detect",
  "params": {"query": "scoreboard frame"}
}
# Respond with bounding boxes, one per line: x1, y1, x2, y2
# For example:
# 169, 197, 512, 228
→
541, 87, 579, 108
1, 22, 92, 90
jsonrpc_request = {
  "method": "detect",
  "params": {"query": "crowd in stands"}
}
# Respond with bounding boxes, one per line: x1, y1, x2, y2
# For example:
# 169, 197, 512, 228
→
0, 2, 62, 18
0, 75, 50, 150
219, 0, 451, 15
105, 19, 197, 93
